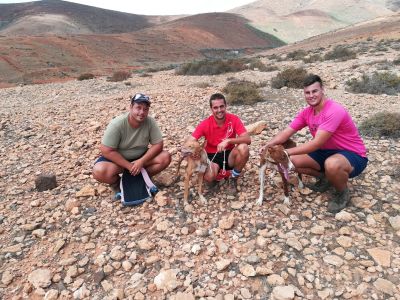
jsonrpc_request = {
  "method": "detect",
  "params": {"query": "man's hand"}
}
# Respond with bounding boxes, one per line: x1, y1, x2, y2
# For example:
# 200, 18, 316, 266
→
259, 143, 271, 155
129, 159, 144, 176
217, 139, 230, 152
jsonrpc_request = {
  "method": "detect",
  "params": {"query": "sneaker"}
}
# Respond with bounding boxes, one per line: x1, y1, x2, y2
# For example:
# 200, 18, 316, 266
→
327, 188, 350, 213
308, 175, 331, 193
226, 177, 238, 194
109, 180, 120, 193
150, 185, 159, 197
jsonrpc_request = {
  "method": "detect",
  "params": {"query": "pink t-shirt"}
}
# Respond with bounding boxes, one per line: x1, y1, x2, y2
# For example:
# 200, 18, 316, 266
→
290, 99, 367, 157
192, 113, 247, 153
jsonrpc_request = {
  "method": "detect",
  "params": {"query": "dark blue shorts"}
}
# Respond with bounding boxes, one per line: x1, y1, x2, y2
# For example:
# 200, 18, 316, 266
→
94, 153, 145, 165
308, 149, 368, 178
94, 156, 112, 164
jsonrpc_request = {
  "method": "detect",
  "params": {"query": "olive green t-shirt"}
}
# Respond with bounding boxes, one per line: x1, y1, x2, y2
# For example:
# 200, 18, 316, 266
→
101, 113, 163, 160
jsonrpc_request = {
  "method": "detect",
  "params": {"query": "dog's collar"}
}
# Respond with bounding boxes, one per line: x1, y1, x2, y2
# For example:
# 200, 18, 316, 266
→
191, 153, 201, 159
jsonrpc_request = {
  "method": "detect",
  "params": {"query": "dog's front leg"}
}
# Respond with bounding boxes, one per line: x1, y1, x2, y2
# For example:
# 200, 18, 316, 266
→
297, 173, 304, 189
256, 163, 267, 205
197, 172, 207, 204
279, 171, 291, 205
183, 168, 193, 205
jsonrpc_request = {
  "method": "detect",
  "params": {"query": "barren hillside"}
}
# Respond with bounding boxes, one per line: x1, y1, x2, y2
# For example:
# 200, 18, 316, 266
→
262, 12, 400, 54
0, 13, 283, 88
0, 0, 181, 35
230, 0, 399, 43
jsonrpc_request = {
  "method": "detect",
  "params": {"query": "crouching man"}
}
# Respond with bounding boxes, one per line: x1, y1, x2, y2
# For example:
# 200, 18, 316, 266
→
93, 93, 171, 197
261, 75, 368, 213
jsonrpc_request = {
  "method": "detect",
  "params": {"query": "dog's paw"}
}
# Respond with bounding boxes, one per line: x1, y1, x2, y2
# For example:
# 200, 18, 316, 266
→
283, 196, 291, 206
298, 181, 304, 189
199, 194, 207, 204
256, 196, 263, 206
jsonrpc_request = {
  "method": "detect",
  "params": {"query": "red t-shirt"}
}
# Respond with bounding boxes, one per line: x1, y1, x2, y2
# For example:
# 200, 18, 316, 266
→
192, 113, 247, 153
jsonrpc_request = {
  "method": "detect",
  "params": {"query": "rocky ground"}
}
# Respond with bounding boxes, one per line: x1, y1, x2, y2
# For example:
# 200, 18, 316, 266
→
0, 42, 399, 300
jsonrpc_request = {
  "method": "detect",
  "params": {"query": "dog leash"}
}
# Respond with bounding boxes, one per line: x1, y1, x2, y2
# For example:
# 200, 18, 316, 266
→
140, 168, 158, 196
220, 122, 233, 176
207, 150, 227, 175
207, 121, 233, 176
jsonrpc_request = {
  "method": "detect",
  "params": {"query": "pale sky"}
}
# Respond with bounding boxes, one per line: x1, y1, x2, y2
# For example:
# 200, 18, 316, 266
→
0, 0, 256, 15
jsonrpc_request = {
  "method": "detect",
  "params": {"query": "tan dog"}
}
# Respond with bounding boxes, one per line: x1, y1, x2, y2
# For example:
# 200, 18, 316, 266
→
257, 139, 303, 205
175, 139, 209, 205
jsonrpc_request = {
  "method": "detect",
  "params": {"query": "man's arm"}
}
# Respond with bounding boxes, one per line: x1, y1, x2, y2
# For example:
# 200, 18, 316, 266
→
130, 141, 163, 175
217, 132, 251, 152
286, 130, 332, 156
100, 141, 164, 176
100, 144, 132, 170
265, 127, 297, 148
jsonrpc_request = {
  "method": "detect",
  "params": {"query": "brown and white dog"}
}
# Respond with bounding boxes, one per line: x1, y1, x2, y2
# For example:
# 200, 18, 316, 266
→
175, 139, 209, 205
257, 139, 303, 205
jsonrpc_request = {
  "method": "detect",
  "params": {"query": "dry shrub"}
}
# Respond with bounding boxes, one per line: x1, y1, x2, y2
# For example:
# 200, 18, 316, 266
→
359, 112, 400, 138
324, 45, 356, 61
286, 50, 307, 61
393, 56, 400, 65
108, 71, 131, 82
223, 80, 263, 105
248, 58, 268, 71
346, 72, 400, 95
193, 82, 211, 88
176, 59, 247, 76
77, 73, 95, 81
303, 54, 322, 63
138, 73, 152, 78
271, 67, 308, 89
145, 64, 177, 73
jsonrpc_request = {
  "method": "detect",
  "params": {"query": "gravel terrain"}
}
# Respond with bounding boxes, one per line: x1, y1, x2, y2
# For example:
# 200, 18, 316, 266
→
0, 44, 399, 299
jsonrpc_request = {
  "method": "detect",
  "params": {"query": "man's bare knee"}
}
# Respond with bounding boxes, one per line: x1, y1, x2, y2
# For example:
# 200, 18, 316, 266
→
237, 144, 249, 156
92, 164, 106, 181
160, 151, 172, 168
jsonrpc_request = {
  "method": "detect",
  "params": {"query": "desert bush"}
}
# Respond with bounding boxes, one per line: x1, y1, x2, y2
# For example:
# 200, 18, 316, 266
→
144, 64, 177, 73
176, 59, 247, 76
248, 58, 268, 71
222, 80, 263, 105
138, 73, 152, 78
346, 72, 400, 95
267, 54, 279, 60
77, 73, 95, 81
286, 50, 307, 61
376, 60, 392, 70
303, 54, 322, 63
264, 64, 279, 72
359, 112, 400, 138
393, 56, 400, 65
193, 82, 211, 88
270, 67, 308, 89
324, 45, 356, 61
108, 71, 131, 82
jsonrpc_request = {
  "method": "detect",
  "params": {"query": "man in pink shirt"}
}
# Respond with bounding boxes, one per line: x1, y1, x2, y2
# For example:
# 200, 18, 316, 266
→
188, 93, 251, 194
262, 75, 368, 213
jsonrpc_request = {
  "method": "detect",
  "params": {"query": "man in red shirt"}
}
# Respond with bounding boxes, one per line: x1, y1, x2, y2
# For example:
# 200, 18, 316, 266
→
188, 93, 251, 193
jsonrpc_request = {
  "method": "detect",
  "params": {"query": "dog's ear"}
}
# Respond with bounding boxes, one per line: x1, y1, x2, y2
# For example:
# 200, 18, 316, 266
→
283, 139, 296, 149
